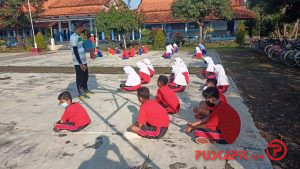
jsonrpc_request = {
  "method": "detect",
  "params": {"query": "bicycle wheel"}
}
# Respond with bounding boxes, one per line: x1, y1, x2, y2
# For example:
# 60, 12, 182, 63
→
264, 45, 273, 56
283, 50, 297, 66
270, 49, 282, 62
294, 51, 300, 67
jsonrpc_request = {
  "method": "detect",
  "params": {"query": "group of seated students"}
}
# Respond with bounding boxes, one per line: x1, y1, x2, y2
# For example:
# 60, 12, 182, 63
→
106, 45, 149, 60
163, 43, 179, 59
53, 55, 241, 145
120, 57, 190, 93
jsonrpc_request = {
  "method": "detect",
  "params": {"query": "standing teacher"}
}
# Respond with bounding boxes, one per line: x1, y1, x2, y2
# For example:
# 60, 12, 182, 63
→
70, 23, 93, 99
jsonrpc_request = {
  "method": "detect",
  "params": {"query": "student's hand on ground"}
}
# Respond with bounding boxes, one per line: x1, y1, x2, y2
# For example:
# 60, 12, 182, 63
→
80, 64, 86, 71
184, 126, 193, 133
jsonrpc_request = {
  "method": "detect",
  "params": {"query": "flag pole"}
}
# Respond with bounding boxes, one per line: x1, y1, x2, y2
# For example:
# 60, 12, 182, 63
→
28, 0, 37, 49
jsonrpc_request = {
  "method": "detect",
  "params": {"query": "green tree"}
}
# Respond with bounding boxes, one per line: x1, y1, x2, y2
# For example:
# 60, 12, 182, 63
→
236, 22, 246, 45
95, 6, 143, 49
153, 29, 166, 49
171, 0, 232, 43
140, 28, 153, 45
35, 32, 46, 49
0, 0, 46, 46
247, 0, 299, 39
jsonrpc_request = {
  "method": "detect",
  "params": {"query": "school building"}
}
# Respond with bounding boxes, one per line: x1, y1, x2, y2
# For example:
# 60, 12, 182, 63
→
0, 0, 254, 44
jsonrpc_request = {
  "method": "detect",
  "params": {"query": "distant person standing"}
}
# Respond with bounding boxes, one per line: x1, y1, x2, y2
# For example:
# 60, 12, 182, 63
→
70, 23, 92, 99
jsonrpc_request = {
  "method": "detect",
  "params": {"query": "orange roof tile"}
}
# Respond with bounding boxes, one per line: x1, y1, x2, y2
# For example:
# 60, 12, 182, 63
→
137, 0, 254, 24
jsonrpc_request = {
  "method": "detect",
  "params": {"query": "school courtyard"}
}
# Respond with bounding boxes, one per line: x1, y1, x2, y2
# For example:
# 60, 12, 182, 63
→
0, 50, 280, 169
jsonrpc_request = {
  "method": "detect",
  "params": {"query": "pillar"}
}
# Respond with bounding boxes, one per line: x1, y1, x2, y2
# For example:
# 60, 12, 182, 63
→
161, 24, 164, 30
68, 20, 72, 38
185, 23, 188, 34
50, 26, 55, 50
139, 28, 142, 39
118, 34, 121, 41
111, 30, 114, 40
13, 29, 16, 37
89, 19, 94, 33
58, 21, 63, 43
95, 29, 99, 47
22, 29, 26, 38
101, 32, 105, 40
132, 30, 135, 40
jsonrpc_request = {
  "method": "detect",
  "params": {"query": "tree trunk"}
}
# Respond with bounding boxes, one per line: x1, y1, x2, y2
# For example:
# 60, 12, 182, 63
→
197, 19, 204, 43
16, 28, 24, 47
288, 19, 299, 39
123, 35, 127, 50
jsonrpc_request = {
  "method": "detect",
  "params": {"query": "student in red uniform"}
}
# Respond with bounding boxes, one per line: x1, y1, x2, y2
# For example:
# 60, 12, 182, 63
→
201, 57, 216, 79
108, 47, 115, 56
54, 91, 91, 132
120, 66, 141, 91
143, 45, 148, 53
136, 61, 150, 84
194, 78, 227, 119
156, 75, 180, 114
121, 47, 129, 60
129, 87, 170, 139
143, 59, 155, 77
185, 87, 241, 144
129, 46, 135, 57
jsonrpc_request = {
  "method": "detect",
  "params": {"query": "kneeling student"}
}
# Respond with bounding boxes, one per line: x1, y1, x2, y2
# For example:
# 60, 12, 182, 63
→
129, 87, 170, 139
136, 61, 151, 84
156, 75, 180, 114
54, 91, 91, 132
185, 87, 241, 145
120, 66, 141, 91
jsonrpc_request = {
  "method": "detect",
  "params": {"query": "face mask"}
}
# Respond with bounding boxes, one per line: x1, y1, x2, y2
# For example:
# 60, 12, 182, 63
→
60, 102, 68, 108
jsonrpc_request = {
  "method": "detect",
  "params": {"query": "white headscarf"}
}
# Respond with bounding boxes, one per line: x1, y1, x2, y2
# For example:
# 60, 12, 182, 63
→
166, 45, 172, 53
136, 61, 150, 75
214, 64, 229, 86
203, 57, 215, 72
172, 65, 187, 86
173, 43, 178, 48
124, 66, 141, 86
143, 59, 154, 72
175, 57, 189, 73
195, 47, 201, 53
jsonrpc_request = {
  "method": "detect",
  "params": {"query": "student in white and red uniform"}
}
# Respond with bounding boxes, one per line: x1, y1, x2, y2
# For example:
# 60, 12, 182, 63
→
194, 46, 203, 59
143, 59, 155, 77
129, 87, 170, 139
202, 57, 216, 79
214, 64, 229, 93
175, 57, 190, 84
136, 61, 151, 84
168, 64, 187, 93
173, 43, 179, 53
120, 66, 141, 91
163, 44, 173, 59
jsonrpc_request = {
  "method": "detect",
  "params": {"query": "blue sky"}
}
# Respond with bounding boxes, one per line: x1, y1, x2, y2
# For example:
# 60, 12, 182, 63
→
123, 0, 141, 9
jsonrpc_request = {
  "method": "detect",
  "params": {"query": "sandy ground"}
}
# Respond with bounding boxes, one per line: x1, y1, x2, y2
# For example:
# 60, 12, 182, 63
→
0, 71, 272, 169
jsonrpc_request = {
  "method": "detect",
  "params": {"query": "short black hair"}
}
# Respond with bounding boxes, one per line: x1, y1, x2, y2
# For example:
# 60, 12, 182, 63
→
74, 23, 84, 29
206, 78, 218, 87
158, 75, 169, 85
137, 87, 150, 99
58, 91, 72, 102
202, 87, 219, 99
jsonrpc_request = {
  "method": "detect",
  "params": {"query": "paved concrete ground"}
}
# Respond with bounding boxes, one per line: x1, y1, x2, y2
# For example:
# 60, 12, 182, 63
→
0, 70, 272, 169
0, 50, 220, 68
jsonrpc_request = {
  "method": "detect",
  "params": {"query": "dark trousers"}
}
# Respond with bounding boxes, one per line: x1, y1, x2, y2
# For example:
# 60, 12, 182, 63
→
74, 64, 89, 95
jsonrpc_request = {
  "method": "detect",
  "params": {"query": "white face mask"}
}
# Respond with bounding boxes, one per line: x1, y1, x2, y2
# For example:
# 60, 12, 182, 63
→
60, 102, 69, 108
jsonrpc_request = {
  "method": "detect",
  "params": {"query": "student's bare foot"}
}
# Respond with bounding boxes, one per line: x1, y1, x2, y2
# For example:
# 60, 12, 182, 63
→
195, 137, 209, 144
184, 126, 193, 133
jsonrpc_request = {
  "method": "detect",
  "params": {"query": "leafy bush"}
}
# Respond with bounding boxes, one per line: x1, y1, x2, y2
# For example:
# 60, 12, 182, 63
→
140, 28, 153, 45
35, 32, 47, 49
153, 29, 166, 49
24, 37, 33, 51
236, 22, 246, 45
